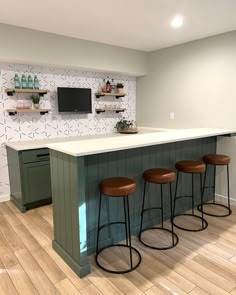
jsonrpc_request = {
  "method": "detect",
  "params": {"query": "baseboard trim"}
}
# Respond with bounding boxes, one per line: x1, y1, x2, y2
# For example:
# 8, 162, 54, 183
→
215, 194, 236, 206
0, 195, 10, 203
52, 240, 90, 278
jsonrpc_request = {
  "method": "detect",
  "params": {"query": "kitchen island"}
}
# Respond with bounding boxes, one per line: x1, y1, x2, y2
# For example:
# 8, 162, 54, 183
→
47, 128, 236, 277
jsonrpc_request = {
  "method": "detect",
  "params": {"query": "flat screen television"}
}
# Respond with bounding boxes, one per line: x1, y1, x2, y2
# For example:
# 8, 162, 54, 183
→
57, 87, 92, 113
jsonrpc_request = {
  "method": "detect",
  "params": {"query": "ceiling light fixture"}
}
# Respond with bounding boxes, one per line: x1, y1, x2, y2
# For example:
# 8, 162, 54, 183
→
171, 15, 184, 29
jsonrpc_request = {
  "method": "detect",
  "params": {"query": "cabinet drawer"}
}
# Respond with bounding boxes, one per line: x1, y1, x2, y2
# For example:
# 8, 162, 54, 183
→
21, 148, 50, 163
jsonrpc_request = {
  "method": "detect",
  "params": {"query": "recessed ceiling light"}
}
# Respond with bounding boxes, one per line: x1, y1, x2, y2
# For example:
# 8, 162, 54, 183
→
171, 15, 184, 29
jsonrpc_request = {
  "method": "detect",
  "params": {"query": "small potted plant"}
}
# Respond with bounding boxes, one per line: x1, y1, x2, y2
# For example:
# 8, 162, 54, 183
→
30, 94, 40, 109
116, 83, 124, 94
115, 117, 137, 133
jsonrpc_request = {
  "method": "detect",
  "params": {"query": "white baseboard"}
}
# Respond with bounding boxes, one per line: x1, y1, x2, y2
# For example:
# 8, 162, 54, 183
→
0, 195, 10, 203
215, 194, 236, 206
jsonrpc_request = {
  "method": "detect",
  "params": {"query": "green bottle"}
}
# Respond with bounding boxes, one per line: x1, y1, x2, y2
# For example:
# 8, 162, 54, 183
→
34, 75, 39, 89
21, 74, 27, 89
14, 74, 21, 89
28, 75, 33, 89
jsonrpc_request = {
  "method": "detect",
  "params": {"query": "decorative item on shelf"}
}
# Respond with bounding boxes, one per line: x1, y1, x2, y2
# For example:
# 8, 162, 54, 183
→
30, 94, 40, 109
21, 74, 28, 89
28, 75, 33, 89
111, 79, 116, 93
16, 100, 24, 109
106, 77, 111, 93
23, 101, 32, 109
34, 75, 39, 90
97, 82, 102, 94
101, 78, 107, 93
116, 83, 124, 94
115, 117, 138, 134
14, 74, 21, 89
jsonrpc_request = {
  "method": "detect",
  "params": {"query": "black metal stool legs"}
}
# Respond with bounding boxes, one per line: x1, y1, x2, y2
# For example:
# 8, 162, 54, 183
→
125, 197, 133, 268
227, 164, 231, 212
96, 193, 102, 255
139, 181, 179, 250
198, 164, 232, 217
96, 194, 141, 274
173, 172, 208, 232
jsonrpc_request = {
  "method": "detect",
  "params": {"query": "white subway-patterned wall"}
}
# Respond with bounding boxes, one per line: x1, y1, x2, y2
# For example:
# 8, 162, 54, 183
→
0, 63, 136, 198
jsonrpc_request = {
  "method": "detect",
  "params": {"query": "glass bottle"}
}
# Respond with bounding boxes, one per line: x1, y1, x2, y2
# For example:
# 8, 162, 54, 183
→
14, 74, 21, 89
97, 82, 102, 94
28, 75, 33, 89
34, 75, 39, 89
111, 78, 116, 93
21, 74, 27, 89
102, 78, 106, 93
106, 77, 111, 93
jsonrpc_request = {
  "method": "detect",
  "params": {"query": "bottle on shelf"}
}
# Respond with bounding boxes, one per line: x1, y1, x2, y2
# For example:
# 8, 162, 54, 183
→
111, 78, 116, 93
106, 77, 111, 93
34, 75, 39, 89
28, 75, 33, 89
97, 82, 102, 94
21, 74, 28, 89
14, 74, 21, 89
102, 78, 107, 93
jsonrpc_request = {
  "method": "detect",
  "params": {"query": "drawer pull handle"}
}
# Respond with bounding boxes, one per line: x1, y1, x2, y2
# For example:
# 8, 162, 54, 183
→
37, 153, 49, 157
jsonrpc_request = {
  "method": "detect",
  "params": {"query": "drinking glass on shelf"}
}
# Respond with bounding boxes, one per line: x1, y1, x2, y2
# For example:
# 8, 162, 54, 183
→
16, 101, 24, 109
23, 101, 32, 109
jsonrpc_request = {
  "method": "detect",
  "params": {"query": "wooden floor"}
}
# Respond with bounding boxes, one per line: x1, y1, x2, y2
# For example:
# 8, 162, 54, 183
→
1, 202, 236, 295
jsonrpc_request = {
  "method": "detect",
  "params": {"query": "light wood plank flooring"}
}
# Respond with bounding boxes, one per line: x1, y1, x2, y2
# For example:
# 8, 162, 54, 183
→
1, 201, 236, 294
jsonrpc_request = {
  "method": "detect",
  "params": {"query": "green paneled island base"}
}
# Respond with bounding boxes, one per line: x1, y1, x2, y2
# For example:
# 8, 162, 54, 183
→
47, 128, 236, 277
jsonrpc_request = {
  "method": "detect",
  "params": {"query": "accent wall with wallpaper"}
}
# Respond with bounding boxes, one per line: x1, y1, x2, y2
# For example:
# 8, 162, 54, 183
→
0, 63, 136, 199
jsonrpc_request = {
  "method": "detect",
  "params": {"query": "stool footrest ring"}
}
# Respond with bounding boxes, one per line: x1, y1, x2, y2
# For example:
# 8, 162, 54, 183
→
139, 227, 179, 250
173, 213, 208, 232
98, 221, 126, 232
95, 244, 141, 274
175, 195, 193, 200
142, 206, 163, 215
198, 202, 232, 217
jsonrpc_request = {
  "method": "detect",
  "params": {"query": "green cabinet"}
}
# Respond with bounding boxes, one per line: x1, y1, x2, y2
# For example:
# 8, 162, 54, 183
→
7, 147, 52, 212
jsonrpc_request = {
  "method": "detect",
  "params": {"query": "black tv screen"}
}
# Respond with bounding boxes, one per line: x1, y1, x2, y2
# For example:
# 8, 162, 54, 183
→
57, 87, 92, 113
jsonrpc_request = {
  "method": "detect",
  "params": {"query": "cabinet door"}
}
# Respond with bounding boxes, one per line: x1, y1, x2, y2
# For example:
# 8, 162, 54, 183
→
22, 161, 52, 204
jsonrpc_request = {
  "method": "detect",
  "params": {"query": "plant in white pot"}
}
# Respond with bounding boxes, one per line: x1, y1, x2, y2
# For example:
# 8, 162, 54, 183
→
30, 94, 40, 109
116, 83, 124, 94
115, 117, 137, 134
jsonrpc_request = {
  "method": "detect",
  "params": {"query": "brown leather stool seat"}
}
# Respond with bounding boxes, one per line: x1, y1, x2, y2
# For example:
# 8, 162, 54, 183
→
100, 177, 136, 197
203, 154, 230, 166
175, 160, 206, 174
139, 168, 179, 250
198, 154, 231, 217
173, 160, 208, 232
96, 177, 141, 274
143, 168, 176, 184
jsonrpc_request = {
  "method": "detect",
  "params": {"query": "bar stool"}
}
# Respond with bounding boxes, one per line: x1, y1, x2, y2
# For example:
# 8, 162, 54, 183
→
173, 160, 208, 232
198, 154, 231, 217
139, 168, 179, 250
96, 177, 141, 274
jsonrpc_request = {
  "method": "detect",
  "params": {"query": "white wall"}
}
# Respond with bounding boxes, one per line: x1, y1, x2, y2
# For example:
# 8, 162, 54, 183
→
137, 31, 236, 201
137, 31, 236, 129
0, 24, 148, 76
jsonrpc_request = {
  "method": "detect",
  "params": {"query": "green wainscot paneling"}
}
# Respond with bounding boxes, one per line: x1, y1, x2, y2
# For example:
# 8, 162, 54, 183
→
50, 136, 216, 278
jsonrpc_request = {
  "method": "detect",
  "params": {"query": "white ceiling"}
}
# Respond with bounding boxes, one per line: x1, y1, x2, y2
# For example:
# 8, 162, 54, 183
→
0, 0, 236, 52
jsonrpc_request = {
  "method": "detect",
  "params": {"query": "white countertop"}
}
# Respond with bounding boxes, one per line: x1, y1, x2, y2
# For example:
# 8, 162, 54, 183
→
46, 128, 236, 157
5, 127, 167, 151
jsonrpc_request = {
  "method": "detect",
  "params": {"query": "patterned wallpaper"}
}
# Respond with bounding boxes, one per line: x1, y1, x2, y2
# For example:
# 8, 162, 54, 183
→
0, 63, 136, 198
